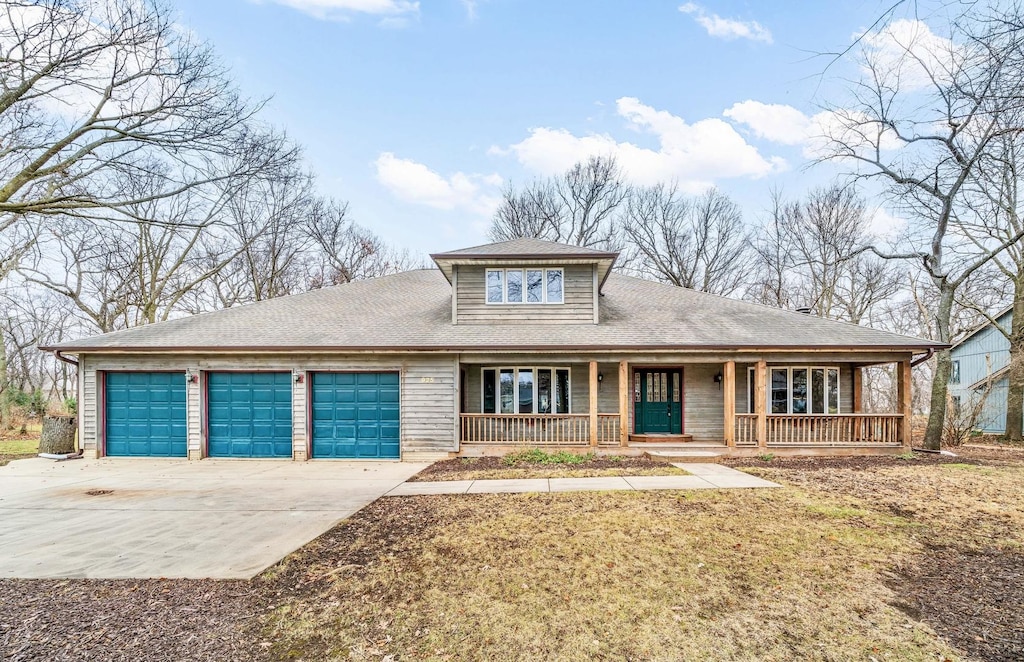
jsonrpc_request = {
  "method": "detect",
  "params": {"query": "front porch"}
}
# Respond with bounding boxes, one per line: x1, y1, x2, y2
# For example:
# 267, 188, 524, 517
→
456, 357, 914, 457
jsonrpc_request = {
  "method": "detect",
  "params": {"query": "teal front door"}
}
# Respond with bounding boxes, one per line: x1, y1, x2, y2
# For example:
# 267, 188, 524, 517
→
634, 369, 683, 434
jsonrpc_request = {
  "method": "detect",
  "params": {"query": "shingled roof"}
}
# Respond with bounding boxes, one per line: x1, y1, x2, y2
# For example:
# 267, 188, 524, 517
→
43, 269, 941, 353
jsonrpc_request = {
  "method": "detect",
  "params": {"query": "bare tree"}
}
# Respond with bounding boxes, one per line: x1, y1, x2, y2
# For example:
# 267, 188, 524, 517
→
745, 184, 901, 324
303, 200, 420, 289
820, 4, 1024, 447
0, 0, 277, 225
621, 185, 749, 295
488, 155, 627, 249
955, 133, 1024, 440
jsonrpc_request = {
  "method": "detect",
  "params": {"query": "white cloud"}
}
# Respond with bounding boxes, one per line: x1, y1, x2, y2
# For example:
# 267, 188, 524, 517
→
374, 153, 501, 216
678, 3, 772, 44
461, 0, 478, 20
723, 101, 814, 146
724, 100, 902, 158
257, 0, 419, 21
494, 97, 785, 190
859, 19, 958, 91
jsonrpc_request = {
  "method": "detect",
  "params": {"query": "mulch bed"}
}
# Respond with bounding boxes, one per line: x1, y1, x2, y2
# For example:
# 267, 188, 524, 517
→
0, 579, 262, 662
408, 454, 672, 481
722, 444, 1024, 471
886, 545, 1024, 662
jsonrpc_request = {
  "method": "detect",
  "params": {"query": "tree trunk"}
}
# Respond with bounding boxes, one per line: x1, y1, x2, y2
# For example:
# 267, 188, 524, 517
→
1005, 277, 1024, 442
924, 285, 955, 450
39, 415, 76, 454
0, 339, 8, 428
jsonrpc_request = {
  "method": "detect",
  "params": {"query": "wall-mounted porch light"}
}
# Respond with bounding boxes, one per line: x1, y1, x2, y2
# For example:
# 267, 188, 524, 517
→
186, 371, 199, 384
713, 372, 723, 390
597, 372, 604, 383
294, 372, 305, 384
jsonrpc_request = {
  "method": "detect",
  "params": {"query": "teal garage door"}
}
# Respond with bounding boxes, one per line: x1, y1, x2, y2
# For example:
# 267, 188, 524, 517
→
207, 372, 292, 458
105, 372, 187, 457
311, 372, 400, 458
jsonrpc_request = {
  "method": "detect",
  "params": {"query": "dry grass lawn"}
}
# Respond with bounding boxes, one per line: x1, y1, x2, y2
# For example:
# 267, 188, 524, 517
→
0, 438, 38, 466
255, 452, 1024, 661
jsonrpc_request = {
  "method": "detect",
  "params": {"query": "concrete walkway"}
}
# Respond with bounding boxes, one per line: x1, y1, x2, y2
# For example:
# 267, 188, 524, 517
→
386, 463, 779, 496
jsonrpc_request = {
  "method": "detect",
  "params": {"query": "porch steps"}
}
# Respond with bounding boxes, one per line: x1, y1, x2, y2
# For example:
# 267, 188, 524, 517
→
629, 434, 693, 443
643, 448, 726, 463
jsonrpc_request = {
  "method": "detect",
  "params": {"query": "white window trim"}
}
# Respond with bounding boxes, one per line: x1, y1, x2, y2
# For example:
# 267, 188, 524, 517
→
747, 366, 842, 415
481, 366, 572, 414
485, 268, 565, 305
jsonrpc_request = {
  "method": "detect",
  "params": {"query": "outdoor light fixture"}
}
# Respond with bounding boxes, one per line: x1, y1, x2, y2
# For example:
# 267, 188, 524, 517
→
597, 372, 604, 382
714, 372, 723, 390
294, 372, 305, 384
186, 371, 199, 384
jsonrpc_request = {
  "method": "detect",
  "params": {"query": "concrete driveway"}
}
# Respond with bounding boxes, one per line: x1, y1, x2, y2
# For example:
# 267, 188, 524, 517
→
0, 457, 425, 580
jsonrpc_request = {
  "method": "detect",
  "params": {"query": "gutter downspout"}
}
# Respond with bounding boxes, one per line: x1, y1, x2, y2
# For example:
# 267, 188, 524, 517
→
53, 350, 79, 367
911, 348, 935, 368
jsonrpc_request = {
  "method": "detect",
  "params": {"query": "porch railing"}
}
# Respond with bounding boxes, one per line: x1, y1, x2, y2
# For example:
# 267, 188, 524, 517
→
460, 413, 621, 446
733, 413, 903, 446
735, 414, 758, 447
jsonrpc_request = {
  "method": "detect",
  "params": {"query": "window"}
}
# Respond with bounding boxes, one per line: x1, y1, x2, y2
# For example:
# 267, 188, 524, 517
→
485, 268, 564, 304
950, 360, 960, 384
749, 366, 841, 414
482, 367, 570, 414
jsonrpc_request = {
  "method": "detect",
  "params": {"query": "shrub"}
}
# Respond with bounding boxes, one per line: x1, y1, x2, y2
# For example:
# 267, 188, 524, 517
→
503, 449, 595, 466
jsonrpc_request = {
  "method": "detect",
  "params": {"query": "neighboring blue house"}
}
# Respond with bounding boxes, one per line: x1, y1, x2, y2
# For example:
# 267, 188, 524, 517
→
949, 308, 1015, 433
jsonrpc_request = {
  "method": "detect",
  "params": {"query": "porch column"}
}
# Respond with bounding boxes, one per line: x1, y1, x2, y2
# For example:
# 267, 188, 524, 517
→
723, 361, 736, 448
589, 360, 599, 448
755, 359, 767, 449
897, 359, 912, 449
852, 367, 863, 413
618, 361, 629, 447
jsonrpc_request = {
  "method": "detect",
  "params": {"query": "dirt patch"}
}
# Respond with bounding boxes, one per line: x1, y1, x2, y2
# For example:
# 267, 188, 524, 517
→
409, 455, 687, 481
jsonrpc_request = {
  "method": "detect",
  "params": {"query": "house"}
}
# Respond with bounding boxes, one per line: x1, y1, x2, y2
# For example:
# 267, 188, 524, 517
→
41, 238, 941, 461
949, 308, 1016, 433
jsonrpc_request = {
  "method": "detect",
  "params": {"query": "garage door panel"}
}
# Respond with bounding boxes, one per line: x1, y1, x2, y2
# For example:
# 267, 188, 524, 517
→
207, 372, 292, 458
311, 372, 400, 459
105, 372, 187, 457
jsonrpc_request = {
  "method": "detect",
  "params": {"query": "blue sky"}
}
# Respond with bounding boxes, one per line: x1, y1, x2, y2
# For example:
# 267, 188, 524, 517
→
171, 0, 910, 253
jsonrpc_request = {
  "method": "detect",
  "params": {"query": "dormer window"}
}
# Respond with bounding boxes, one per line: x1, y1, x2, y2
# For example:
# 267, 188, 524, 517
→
486, 268, 564, 304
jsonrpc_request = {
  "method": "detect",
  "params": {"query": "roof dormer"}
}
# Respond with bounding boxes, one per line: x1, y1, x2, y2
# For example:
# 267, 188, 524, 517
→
430, 238, 619, 326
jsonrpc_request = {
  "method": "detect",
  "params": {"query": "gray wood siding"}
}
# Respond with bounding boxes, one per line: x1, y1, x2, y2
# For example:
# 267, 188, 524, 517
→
683, 364, 725, 442
455, 264, 595, 325
401, 358, 457, 451
80, 356, 98, 455
79, 353, 458, 458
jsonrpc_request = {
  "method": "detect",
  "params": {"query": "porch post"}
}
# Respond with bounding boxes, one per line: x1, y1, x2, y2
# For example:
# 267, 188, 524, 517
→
589, 360, 599, 448
898, 359, 912, 449
852, 367, 863, 413
723, 361, 736, 448
755, 359, 767, 449
618, 360, 629, 447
